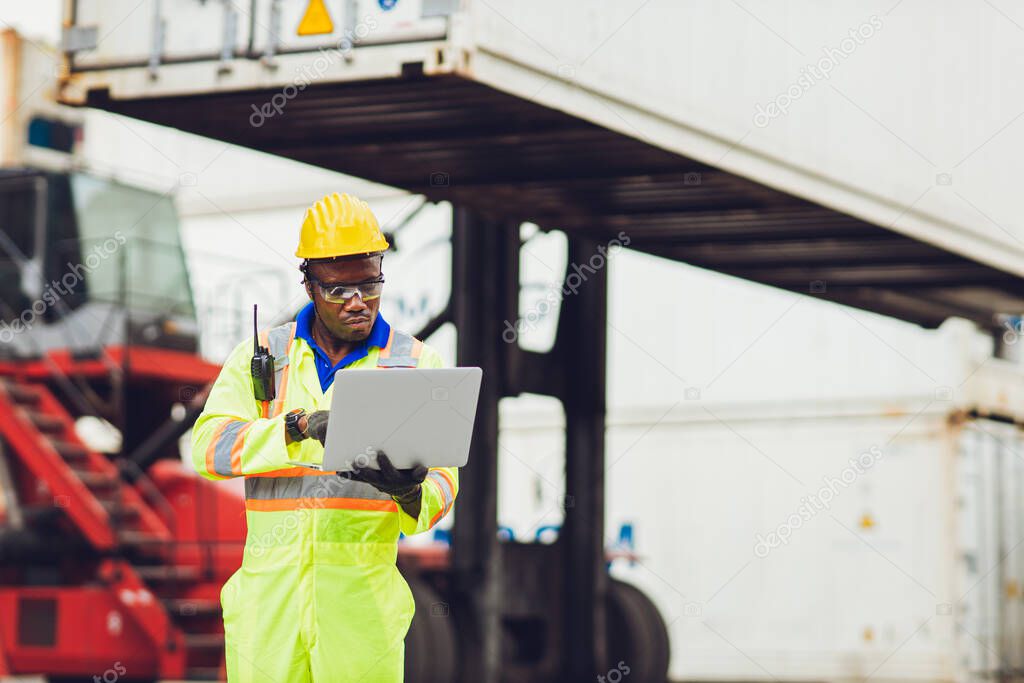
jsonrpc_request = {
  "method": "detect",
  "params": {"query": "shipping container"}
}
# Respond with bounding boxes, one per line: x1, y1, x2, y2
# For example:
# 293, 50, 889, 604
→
59, 0, 1024, 290
498, 319, 1024, 682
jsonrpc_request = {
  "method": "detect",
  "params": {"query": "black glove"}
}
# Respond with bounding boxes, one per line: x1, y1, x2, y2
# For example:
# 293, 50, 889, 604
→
306, 410, 330, 446
347, 453, 427, 503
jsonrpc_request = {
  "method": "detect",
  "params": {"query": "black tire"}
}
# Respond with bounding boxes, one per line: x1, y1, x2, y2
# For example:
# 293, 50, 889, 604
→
607, 579, 671, 683
609, 580, 670, 683
405, 576, 457, 683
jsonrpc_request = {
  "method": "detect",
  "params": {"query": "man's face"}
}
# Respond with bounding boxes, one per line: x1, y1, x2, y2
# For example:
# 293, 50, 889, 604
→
304, 256, 383, 342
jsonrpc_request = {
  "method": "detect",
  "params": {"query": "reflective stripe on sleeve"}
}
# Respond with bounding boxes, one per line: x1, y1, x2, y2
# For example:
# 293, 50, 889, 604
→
428, 470, 455, 513
427, 469, 456, 527
206, 419, 249, 478
429, 505, 447, 528
229, 423, 254, 475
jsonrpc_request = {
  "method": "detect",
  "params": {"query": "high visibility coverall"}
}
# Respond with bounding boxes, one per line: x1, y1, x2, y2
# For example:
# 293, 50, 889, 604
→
191, 322, 458, 682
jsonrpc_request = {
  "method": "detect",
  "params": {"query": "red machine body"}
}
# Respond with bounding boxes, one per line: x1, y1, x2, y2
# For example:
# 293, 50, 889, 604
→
0, 346, 243, 680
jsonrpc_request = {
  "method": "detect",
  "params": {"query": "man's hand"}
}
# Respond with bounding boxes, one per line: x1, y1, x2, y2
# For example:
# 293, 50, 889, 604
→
346, 453, 428, 517
348, 453, 427, 496
306, 410, 330, 445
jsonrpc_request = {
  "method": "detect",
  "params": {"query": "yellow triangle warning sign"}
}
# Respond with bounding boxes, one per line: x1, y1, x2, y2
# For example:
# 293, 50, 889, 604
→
297, 0, 334, 36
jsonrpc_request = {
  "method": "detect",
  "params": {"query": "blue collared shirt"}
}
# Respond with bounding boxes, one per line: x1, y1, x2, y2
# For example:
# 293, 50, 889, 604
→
294, 302, 392, 392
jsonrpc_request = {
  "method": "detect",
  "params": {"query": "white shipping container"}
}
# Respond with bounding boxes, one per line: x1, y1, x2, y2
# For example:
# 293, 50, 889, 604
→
497, 329, 1024, 682
59, 0, 1024, 281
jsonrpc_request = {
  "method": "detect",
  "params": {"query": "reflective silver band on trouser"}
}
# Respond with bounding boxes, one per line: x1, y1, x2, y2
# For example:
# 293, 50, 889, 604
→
377, 331, 418, 367
245, 475, 391, 501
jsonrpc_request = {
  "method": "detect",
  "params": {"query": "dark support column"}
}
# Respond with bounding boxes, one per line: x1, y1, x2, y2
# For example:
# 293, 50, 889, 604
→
450, 206, 519, 683
558, 235, 609, 682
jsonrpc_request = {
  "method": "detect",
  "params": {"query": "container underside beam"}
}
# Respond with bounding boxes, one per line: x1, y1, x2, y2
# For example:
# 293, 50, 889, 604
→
78, 74, 1024, 332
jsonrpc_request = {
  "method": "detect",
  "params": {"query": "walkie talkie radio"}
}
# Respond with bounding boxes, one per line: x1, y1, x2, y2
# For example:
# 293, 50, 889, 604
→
251, 304, 275, 402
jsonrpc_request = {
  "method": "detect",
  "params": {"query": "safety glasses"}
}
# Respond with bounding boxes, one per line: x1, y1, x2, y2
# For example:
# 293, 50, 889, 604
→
308, 275, 385, 304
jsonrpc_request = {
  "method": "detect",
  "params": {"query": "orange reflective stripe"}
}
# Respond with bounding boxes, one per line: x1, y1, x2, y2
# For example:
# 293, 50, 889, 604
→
204, 420, 233, 480
425, 470, 456, 528
245, 497, 398, 512
377, 330, 419, 367
428, 477, 453, 517
432, 469, 455, 496
431, 470, 456, 507
273, 367, 290, 417
229, 423, 254, 475
271, 333, 295, 418
377, 329, 395, 360
246, 466, 334, 478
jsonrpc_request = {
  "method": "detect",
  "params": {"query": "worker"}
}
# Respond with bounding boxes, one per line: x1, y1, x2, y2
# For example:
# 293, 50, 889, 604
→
190, 192, 458, 683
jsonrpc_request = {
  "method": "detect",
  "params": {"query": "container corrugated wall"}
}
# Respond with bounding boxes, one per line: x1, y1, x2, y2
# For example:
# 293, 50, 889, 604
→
958, 419, 1024, 681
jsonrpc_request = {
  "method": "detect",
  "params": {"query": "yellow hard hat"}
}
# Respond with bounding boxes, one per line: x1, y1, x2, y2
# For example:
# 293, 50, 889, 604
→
295, 192, 389, 259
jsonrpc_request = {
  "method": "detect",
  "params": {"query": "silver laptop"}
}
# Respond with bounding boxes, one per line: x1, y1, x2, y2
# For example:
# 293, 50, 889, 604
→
288, 367, 482, 472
